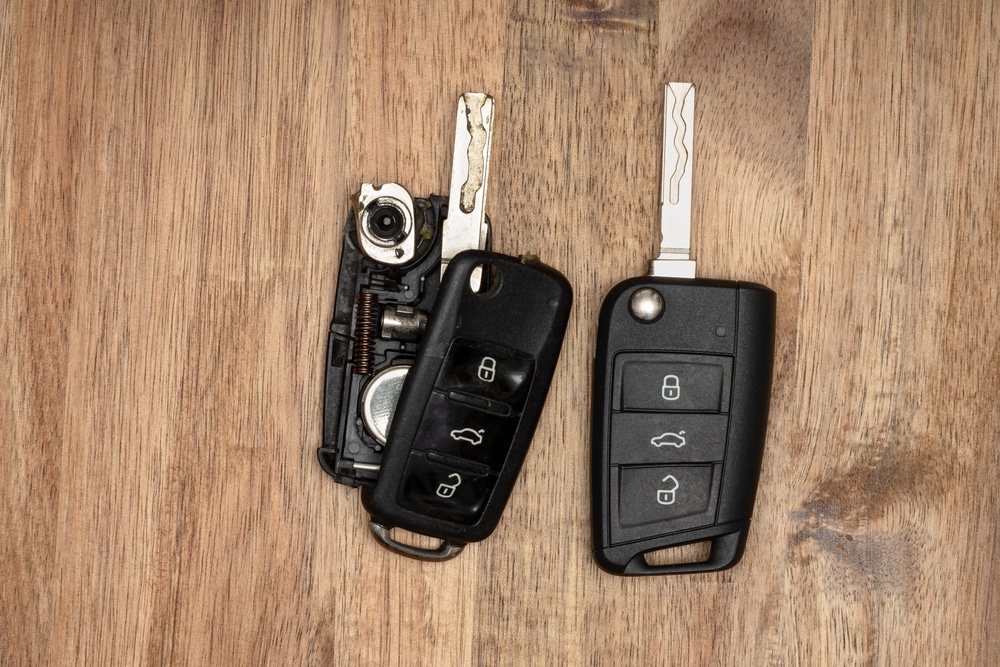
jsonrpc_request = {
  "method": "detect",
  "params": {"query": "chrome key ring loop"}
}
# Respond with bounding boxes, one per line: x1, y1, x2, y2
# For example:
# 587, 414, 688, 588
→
369, 522, 464, 561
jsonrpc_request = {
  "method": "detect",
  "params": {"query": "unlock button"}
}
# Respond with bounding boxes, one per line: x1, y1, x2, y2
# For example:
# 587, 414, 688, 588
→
617, 465, 715, 528
400, 453, 496, 524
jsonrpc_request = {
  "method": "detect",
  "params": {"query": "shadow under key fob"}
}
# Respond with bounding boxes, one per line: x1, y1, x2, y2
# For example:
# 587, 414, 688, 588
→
363, 250, 572, 560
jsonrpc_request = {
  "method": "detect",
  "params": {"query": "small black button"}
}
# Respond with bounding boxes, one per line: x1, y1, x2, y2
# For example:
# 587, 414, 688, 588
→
413, 393, 518, 470
611, 413, 728, 464
617, 465, 714, 528
399, 453, 495, 524
436, 338, 535, 409
619, 358, 728, 411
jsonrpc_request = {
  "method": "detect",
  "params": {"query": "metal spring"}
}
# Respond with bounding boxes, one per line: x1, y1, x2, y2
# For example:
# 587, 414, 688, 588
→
352, 292, 378, 375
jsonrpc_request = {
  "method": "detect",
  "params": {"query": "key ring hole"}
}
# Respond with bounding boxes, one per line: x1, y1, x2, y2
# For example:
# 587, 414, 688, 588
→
469, 262, 502, 297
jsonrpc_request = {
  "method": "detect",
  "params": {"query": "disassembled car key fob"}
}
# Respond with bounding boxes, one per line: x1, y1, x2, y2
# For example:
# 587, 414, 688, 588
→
592, 83, 776, 575
319, 93, 572, 560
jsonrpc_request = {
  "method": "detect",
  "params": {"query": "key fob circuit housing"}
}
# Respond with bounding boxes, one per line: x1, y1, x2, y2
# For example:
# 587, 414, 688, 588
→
319, 195, 460, 486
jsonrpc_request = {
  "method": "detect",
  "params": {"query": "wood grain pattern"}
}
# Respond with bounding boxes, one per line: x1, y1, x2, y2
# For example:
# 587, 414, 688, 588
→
2, 0, 998, 664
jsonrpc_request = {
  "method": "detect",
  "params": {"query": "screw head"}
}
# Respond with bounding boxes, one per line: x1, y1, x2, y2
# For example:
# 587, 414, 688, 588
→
629, 288, 664, 322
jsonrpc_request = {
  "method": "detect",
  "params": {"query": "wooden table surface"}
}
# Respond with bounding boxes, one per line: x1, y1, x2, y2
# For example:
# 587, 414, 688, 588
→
3, 1, 998, 664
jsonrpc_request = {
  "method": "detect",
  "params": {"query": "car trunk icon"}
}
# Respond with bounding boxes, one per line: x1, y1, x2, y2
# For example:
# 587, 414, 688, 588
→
650, 430, 686, 448
450, 427, 485, 446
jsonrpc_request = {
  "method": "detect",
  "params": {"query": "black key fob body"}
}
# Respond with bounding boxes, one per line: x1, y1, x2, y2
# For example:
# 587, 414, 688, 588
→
364, 251, 572, 558
592, 277, 775, 574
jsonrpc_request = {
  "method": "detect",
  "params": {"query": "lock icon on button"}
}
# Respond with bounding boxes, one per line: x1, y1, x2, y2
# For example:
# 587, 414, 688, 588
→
656, 475, 679, 505
477, 356, 497, 383
435, 473, 463, 498
661, 374, 681, 401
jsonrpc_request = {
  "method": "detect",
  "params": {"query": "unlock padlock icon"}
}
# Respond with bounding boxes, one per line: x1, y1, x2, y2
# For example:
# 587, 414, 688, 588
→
435, 473, 463, 498
656, 475, 679, 505
662, 374, 681, 401
477, 356, 497, 382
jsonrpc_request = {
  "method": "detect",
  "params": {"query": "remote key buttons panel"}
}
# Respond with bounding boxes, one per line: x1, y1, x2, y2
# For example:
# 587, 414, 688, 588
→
607, 352, 732, 545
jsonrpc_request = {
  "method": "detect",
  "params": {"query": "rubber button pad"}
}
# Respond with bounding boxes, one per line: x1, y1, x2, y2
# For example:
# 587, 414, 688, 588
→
609, 353, 732, 544
399, 339, 535, 524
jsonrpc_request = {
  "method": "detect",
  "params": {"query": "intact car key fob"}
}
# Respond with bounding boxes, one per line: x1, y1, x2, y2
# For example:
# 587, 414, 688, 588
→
592, 83, 776, 575
364, 251, 571, 559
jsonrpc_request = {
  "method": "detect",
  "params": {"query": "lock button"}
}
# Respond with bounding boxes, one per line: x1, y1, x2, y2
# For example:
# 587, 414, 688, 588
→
477, 357, 497, 382
436, 338, 535, 409
616, 354, 732, 412
662, 374, 681, 401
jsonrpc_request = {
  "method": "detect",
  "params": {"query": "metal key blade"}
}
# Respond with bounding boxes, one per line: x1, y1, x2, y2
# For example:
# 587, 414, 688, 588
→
650, 82, 697, 278
442, 93, 495, 285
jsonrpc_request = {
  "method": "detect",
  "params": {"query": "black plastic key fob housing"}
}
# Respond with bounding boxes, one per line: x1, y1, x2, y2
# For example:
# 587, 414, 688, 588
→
363, 250, 572, 557
318, 196, 456, 487
592, 277, 775, 575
